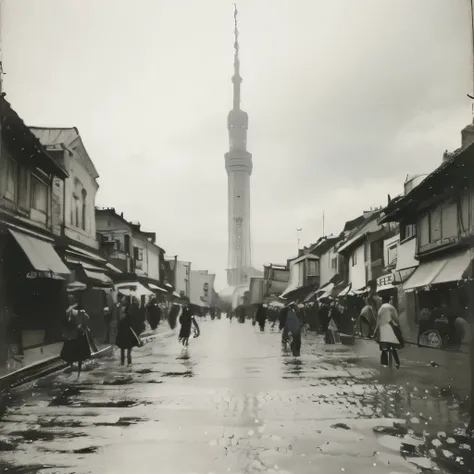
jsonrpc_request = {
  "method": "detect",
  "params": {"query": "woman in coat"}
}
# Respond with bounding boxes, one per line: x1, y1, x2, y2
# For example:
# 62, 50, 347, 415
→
60, 294, 94, 378
374, 296, 404, 368
115, 298, 142, 366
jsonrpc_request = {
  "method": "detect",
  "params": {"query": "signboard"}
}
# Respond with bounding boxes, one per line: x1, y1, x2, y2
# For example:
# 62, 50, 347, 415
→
190, 271, 215, 308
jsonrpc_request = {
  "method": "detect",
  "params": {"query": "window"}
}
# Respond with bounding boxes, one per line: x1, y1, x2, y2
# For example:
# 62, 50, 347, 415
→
400, 223, 416, 241
370, 239, 384, 262
81, 189, 87, 230
124, 234, 131, 254
460, 188, 470, 233
17, 166, 30, 209
331, 257, 337, 270
441, 200, 458, 240
387, 245, 398, 266
31, 176, 48, 213
430, 206, 442, 242
418, 213, 430, 247
4, 157, 17, 201
307, 259, 319, 277
134, 247, 144, 261
116, 239, 121, 251
351, 252, 357, 266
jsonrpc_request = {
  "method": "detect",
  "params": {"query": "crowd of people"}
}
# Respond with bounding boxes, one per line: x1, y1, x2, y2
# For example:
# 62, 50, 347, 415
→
246, 279, 405, 368
58, 291, 206, 377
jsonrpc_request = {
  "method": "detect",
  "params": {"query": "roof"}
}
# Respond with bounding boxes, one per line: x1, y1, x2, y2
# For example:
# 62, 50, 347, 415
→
308, 235, 341, 256
380, 141, 474, 224
30, 126, 99, 180
338, 212, 383, 254
1, 98, 68, 179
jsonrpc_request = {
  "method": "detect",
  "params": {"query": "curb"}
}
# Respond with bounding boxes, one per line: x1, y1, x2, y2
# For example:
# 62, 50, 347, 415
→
0, 327, 175, 393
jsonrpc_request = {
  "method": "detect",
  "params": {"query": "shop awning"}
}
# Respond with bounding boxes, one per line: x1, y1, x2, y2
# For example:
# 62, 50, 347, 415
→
318, 283, 335, 300
9, 229, 70, 277
337, 284, 352, 297
67, 280, 87, 292
116, 282, 154, 298
83, 269, 113, 286
431, 250, 471, 285
149, 283, 167, 293
403, 258, 447, 291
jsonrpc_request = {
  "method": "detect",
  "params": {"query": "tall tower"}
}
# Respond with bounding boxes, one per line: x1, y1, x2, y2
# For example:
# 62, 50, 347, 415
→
225, 5, 253, 287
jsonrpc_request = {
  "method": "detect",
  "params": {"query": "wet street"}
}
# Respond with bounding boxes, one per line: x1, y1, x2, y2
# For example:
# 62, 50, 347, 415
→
0, 319, 472, 474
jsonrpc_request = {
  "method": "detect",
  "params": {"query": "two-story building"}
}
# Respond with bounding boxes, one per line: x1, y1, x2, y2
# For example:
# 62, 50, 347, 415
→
280, 253, 320, 302
30, 127, 117, 338
96, 208, 168, 302
305, 235, 342, 287
380, 132, 474, 350
263, 263, 290, 299
0, 99, 70, 359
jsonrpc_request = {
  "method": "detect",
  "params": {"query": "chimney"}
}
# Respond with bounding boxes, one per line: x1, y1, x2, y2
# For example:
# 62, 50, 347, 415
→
461, 123, 474, 148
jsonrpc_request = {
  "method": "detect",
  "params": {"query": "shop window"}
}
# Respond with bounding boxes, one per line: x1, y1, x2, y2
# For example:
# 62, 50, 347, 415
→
17, 166, 30, 209
4, 156, 17, 202
351, 252, 357, 266
31, 176, 48, 213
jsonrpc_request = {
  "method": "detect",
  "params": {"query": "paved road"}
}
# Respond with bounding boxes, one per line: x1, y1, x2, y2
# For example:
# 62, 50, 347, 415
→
0, 320, 471, 474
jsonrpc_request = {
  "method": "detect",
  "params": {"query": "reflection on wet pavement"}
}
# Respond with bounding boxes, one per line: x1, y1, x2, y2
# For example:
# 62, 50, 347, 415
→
0, 320, 471, 474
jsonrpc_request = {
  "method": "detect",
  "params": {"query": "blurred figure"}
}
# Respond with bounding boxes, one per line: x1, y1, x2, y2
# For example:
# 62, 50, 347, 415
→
256, 303, 266, 332
60, 294, 94, 378
374, 294, 403, 368
179, 305, 200, 346
281, 302, 302, 356
115, 298, 142, 366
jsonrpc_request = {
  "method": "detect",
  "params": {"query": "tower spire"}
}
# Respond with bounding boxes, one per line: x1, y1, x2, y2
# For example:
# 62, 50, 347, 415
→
232, 4, 242, 110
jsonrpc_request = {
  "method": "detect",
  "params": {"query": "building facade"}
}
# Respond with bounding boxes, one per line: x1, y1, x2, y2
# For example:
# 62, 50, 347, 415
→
0, 99, 70, 362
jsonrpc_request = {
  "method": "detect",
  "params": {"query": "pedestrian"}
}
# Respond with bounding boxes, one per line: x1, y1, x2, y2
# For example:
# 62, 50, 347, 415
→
358, 298, 377, 337
281, 302, 302, 356
115, 298, 142, 366
373, 295, 404, 369
146, 297, 161, 330
256, 303, 266, 331
325, 299, 342, 344
60, 294, 94, 378
178, 304, 200, 346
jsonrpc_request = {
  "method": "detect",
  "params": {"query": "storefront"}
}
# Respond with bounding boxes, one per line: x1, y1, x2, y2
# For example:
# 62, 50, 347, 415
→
0, 225, 71, 349
62, 243, 116, 340
402, 249, 472, 351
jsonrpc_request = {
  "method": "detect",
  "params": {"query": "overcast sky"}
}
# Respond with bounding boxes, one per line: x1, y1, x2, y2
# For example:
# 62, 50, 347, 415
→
2, 0, 472, 290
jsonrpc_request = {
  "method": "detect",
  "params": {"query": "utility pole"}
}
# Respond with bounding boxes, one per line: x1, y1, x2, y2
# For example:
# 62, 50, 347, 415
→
296, 228, 302, 253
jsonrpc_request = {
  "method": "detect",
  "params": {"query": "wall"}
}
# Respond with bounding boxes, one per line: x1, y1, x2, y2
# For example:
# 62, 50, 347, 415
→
190, 270, 215, 307
132, 233, 161, 282
174, 260, 191, 297
63, 146, 99, 249
96, 211, 133, 272
347, 243, 366, 291
320, 245, 339, 286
